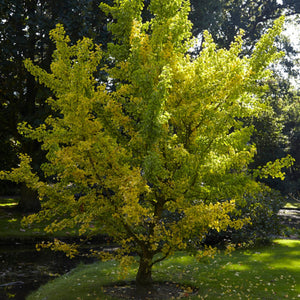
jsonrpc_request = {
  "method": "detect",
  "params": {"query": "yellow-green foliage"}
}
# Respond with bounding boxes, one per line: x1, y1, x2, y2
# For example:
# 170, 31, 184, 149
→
0, 0, 294, 284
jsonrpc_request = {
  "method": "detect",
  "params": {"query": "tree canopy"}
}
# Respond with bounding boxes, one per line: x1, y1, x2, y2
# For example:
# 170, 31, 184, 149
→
0, 0, 112, 208
1, 0, 299, 205
0, 0, 295, 288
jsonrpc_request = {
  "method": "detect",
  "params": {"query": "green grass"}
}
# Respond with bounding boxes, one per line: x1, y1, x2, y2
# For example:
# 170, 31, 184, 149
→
0, 213, 80, 239
0, 196, 34, 238
0, 196, 19, 207
0, 210, 34, 238
284, 201, 300, 209
0, 209, 77, 239
0, 209, 50, 238
27, 239, 300, 300
0, 196, 82, 239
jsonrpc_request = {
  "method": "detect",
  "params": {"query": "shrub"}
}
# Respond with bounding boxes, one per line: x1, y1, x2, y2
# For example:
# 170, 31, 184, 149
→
204, 189, 284, 246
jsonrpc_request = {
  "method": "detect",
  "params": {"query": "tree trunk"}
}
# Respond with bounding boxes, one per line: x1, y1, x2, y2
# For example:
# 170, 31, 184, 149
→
136, 251, 154, 287
18, 184, 40, 212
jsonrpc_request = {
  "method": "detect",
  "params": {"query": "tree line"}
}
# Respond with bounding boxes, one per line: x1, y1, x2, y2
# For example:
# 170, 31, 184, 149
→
0, 0, 299, 209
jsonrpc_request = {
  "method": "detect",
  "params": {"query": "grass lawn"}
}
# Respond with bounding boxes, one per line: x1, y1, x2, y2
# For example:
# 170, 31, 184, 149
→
27, 239, 300, 300
0, 197, 78, 239
0, 196, 35, 238
284, 201, 300, 209
0, 208, 78, 239
0, 196, 19, 208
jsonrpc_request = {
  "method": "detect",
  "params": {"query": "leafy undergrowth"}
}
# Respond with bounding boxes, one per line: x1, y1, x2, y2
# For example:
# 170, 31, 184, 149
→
27, 239, 300, 300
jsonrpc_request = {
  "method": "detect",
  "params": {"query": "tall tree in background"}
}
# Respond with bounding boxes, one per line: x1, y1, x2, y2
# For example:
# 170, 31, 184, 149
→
1, 0, 293, 289
190, 0, 299, 50
189, 0, 300, 195
0, 0, 112, 210
249, 77, 300, 194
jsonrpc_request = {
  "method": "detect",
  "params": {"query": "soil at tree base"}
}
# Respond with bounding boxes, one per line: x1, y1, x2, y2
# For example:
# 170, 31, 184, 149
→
103, 281, 198, 299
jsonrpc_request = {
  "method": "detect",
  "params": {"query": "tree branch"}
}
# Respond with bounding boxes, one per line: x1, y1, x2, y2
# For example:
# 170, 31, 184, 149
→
151, 247, 171, 266
288, 193, 300, 203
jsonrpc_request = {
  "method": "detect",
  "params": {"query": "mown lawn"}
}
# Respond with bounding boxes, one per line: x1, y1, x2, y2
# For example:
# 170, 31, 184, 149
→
0, 197, 78, 239
27, 239, 300, 300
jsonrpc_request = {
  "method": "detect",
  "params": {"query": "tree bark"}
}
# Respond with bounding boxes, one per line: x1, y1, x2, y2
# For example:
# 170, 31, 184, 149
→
18, 184, 40, 212
135, 251, 155, 298
136, 251, 154, 287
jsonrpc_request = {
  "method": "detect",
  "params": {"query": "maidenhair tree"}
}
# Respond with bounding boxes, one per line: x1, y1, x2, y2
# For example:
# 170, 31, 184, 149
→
0, 0, 293, 287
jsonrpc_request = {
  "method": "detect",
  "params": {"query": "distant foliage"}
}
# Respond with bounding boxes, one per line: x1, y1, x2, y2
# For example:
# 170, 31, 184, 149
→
204, 189, 284, 246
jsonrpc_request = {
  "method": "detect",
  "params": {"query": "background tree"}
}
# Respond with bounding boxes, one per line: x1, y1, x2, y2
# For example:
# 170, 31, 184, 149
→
189, 0, 299, 50
245, 76, 300, 194
1, 0, 293, 290
189, 0, 300, 196
0, 0, 112, 210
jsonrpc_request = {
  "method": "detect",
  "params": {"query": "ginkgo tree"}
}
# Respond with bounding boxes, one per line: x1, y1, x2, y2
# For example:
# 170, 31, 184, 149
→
0, 0, 294, 288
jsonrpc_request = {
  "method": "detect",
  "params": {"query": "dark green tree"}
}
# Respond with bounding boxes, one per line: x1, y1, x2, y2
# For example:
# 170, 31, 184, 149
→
189, 0, 299, 50
280, 84, 300, 195
0, 0, 111, 210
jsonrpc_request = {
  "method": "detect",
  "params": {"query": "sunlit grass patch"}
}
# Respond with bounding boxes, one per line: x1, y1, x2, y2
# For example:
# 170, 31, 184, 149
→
27, 239, 300, 300
223, 263, 250, 271
0, 196, 19, 207
275, 239, 300, 247
284, 201, 300, 209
